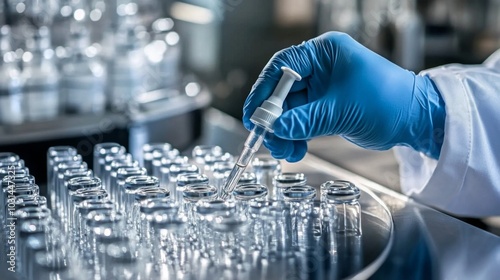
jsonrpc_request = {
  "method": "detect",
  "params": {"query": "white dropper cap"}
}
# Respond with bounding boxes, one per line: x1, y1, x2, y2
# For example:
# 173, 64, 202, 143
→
250, 66, 301, 131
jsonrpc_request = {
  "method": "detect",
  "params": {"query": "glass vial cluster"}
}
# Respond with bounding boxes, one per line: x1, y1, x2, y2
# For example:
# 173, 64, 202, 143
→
2, 143, 363, 280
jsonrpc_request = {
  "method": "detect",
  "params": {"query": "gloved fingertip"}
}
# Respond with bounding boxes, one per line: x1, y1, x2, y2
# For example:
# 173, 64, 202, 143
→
286, 141, 308, 163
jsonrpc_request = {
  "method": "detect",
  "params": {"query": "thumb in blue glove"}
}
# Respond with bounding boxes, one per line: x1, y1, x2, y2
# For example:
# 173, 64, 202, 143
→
243, 32, 446, 162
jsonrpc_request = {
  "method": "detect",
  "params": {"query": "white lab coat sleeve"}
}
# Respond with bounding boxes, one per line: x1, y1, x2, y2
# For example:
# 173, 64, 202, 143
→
394, 49, 500, 217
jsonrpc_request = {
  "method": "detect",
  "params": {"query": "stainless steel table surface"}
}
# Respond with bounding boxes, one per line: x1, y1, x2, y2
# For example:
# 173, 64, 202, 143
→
199, 109, 500, 279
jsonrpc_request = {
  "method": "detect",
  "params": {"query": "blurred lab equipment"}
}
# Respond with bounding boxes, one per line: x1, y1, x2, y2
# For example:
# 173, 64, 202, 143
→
22, 26, 59, 121
0, 25, 23, 125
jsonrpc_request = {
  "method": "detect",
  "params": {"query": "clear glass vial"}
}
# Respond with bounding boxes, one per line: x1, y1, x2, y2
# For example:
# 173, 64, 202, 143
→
273, 172, 307, 201
325, 184, 362, 236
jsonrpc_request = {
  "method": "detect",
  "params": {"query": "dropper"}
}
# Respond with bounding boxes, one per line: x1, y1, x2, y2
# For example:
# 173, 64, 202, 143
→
218, 66, 301, 200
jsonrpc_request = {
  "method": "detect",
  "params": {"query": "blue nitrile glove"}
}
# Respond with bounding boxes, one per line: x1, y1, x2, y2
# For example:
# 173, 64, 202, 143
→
243, 32, 446, 162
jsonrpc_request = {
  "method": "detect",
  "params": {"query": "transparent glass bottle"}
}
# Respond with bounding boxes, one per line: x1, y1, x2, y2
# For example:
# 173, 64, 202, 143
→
0, 25, 24, 125
151, 149, 181, 177
22, 26, 60, 121
273, 172, 307, 201
61, 28, 106, 114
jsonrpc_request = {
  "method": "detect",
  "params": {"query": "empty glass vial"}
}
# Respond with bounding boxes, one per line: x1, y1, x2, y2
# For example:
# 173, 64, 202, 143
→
24, 231, 65, 280
17, 217, 62, 278
194, 199, 237, 259
142, 142, 172, 172
208, 212, 250, 273
151, 149, 181, 178
191, 145, 223, 170
3, 183, 40, 223
65, 176, 103, 230
93, 142, 125, 179
175, 173, 209, 205
156, 156, 188, 186
22, 26, 60, 121
131, 187, 170, 233
136, 199, 180, 250
53, 161, 88, 214
61, 29, 106, 115
0, 25, 24, 125
325, 183, 362, 236
182, 184, 218, 221
102, 154, 136, 192
233, 183, 268, 215
83, 210, 128, 278
249, 200, 292, 259
0, 152, 21, 168
107, 159, 140, 200
47, 146, 77, 188
101, 153, 133, 188
1, 176, 36, 220
252, 156, 281, 196
115, 167, 148, 208
69, 188, 108, 234
320, 180, 356, 201
56, 168, 93, 220
283, 185, 316, 250
48, 153, 82, 208
149, 212, 190, 278
73, 199, 114, 251
202, 152, 234, 180
273, 172, 307, 201
168, 163, 199, 193
121, 176, 159, 215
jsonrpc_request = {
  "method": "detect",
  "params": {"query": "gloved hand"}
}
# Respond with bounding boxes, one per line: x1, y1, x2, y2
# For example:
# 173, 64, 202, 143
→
243, 32, 446, 162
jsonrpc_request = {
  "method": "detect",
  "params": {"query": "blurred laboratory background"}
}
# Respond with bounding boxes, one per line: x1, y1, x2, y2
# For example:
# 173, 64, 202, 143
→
0, 0, 499, 197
